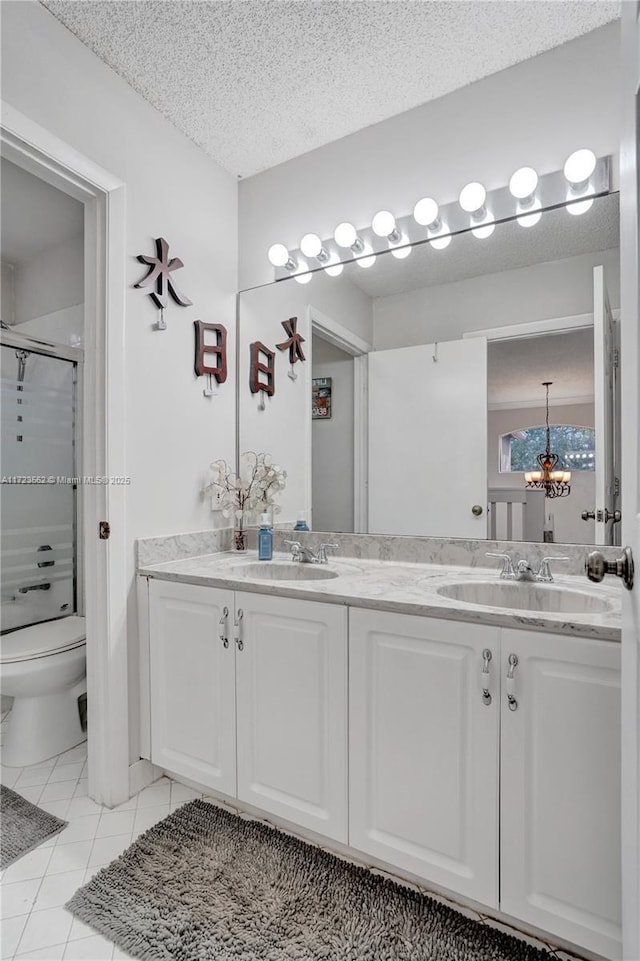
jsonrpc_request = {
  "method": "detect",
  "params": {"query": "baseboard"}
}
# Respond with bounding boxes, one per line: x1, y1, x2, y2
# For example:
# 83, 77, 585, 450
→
129, 758, 162, 797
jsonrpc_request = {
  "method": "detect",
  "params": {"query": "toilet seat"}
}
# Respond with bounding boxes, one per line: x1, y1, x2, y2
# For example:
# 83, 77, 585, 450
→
1, 616, 86, 664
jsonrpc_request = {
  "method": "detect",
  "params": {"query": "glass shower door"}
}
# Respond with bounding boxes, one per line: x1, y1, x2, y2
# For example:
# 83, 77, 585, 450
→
1, 345, 77, 632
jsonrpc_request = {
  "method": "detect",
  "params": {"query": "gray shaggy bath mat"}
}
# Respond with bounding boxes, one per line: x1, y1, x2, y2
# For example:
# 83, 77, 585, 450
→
1, 783, 67, 869
66, 799, 554, 961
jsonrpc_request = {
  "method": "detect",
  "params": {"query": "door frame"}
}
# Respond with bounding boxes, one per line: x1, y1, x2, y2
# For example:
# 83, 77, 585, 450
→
1, 102, 130, 806
307, 306, 372, 533
619, 2, 640, 956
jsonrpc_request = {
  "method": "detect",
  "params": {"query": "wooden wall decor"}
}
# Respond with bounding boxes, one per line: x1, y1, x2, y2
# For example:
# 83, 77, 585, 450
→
250, 341, 276, 396
135, 237, 193, 309
194, 321, 228, 383
276, 316, 306, 364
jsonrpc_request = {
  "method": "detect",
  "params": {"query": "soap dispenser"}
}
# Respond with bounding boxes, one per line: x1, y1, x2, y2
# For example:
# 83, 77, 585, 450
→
258, 513, 273, 560
294, 512, 310, 532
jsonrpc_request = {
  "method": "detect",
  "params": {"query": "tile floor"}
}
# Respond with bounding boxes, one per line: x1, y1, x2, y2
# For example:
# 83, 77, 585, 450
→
0, 723, 588, 961
1, 739, 204, 961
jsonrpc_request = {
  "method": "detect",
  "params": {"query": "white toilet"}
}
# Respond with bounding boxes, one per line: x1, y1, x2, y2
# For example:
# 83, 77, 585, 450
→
1, 615, 87, 768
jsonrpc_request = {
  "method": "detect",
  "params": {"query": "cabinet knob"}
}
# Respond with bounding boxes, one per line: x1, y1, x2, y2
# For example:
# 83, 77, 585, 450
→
471, 504, 484, 517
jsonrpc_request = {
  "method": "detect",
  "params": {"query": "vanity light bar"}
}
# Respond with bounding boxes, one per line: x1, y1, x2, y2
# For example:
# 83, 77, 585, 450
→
268, 150, 610, 282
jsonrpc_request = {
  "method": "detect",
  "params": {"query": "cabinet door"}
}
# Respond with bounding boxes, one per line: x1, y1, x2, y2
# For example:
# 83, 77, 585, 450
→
149, 579, 236, 796
500, 629, 621, 959
235, 592, 348, 842
349, 609, 499, 906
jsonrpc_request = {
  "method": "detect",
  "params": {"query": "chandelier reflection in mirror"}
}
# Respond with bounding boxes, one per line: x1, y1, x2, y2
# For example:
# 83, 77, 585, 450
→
524, 382, 572, 499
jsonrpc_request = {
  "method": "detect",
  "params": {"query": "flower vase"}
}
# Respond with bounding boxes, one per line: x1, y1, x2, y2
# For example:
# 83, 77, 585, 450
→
234, 526, 247, 553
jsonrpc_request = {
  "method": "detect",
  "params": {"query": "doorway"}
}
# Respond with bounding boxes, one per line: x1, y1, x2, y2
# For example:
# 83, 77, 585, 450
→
1, 103, 128, 805
311, 334, 355, 532
308, 306, 371, 534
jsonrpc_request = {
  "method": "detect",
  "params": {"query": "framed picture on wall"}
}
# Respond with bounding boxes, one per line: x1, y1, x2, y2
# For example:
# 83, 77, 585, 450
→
312, 377, 332, 419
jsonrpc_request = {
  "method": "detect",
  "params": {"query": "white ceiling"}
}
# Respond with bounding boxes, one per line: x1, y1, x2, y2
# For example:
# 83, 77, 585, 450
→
1, 159, 84, 264
488, 329, 594, 408
40, 0, 619, 178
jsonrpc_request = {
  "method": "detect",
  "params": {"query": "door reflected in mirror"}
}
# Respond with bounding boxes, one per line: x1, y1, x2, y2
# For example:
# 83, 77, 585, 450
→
238, 192, 620, 546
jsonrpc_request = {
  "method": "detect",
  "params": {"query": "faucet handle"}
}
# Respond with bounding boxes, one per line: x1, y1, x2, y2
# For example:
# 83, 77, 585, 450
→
485, 552, 516, 579
536, 556, 570, 582
317, 543, 339, 564
283, 539, 302, 560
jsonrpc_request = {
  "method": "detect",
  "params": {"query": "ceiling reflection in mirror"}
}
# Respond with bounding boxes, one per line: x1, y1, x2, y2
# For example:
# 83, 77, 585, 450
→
238, 192, 620, 547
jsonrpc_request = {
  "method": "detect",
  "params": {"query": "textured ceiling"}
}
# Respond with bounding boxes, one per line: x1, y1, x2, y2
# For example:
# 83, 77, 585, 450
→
41, 0, 619, 177
1, 158, 84, 263
488, 329, 594, 408
334, 192, 619, 298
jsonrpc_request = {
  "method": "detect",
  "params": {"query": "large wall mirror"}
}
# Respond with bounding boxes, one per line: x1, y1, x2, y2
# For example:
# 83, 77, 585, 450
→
238, 191, 620, 547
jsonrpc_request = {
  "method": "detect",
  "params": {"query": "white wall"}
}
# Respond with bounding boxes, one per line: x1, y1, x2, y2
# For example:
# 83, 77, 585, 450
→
1, 261, 15, 323
373, 249, 621, 349
239, 271, 371, 524
13, 234, 84, 323
488, 403, 595, 545
239, 22, 620, 289
312, 336, 354, 533
1, 1, 238, 763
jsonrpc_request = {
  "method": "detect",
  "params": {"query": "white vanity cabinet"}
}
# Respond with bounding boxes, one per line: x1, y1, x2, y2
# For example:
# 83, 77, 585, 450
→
499, 629, 621, 960
349, 609, 621, 958
348, 609, 500, 907
145, 577, 621, 959
149, 579, 237, 795
235, 593, 348, 841
147, 579, 349, 843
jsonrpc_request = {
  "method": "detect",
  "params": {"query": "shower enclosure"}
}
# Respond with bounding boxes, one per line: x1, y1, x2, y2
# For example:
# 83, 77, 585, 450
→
1, 335, 80, 633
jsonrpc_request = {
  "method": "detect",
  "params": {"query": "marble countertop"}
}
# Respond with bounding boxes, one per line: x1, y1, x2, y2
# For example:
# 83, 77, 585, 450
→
139, 551, 621, 642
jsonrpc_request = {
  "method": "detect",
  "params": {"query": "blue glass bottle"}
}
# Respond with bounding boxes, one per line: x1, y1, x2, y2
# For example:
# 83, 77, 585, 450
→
258, 513, 273, 560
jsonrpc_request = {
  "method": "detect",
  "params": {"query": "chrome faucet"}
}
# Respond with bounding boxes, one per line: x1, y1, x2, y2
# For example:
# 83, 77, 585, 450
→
486, 552, 569, 583
284, 540, 339, 564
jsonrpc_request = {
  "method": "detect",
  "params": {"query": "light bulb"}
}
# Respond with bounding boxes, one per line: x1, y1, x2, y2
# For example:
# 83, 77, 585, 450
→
324, 262, 344, 277
334, 222, 358, 248
564, 148, 596, 186
293, 260, 312, 284
372, 210, 397, 237
430, 226, 452, 250
356, 253, 376, 269
567, 197, 594, 216
268, 243, 291, 267
509, 166, 538, 200
300, 233, 322, 258
472, 221, 495, 239
413, 197, 439, 227
459, 181, 486, 214
391, 244, 412, 259
517, 204, 542, 228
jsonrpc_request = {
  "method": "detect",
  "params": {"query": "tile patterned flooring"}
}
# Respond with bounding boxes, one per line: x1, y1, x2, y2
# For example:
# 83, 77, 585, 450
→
1, 738, 204, 960
0, 720, 589, 961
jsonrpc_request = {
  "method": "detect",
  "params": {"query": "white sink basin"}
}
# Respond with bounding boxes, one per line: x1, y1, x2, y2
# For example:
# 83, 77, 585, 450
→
227, 561, 339, 581
436, 580, 612, 614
